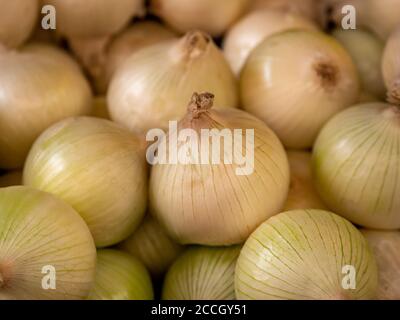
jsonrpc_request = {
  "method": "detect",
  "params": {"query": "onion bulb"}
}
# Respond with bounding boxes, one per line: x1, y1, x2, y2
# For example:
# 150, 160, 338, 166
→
223, 9, 319, 75
119, 215, 183, 278
150, 92, 289, 246
23, 117, 148, 248
0, 44, 92, 169
88, 249, 153, 300
0, 171, 22, 188
0, 186, 96, 300
0, 0, 38, 48
241, 30, 360, 149
235, 209, 378, 300
382, 27, 400, 105
313, 103, 400, 229
332, 28, 386, 100
108, 31, 238, 134
361, 230, 400, 300
248, 0, 318, 21
162, 246, 241, 300
283, 151, 327, 211
150, 0, 250, 37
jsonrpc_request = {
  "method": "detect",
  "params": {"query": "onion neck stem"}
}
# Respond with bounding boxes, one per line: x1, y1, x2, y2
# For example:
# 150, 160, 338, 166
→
187, 92, 215, 120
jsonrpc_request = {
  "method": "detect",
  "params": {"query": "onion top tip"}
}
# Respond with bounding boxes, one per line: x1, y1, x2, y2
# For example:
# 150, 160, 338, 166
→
187, 92, 215, 119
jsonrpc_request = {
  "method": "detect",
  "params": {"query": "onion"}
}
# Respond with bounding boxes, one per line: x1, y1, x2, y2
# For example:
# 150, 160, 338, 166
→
0, 0, 38, 48
23, 117, 148, 248
108, 31, 239, 134
119, 215, 184, 278
150, 92, 289, 246
312, 103, 400, 229
248, 0, 318, 21
0, 186, 96, 300
42, 0, 145, 39
223, 9, 319, 75
0, 43, 93, 169
88, 249, 153, 300
332, 28, 386, 100
240, 30, 360, 149
150, 0, 250, 37
235, 209, 378, 300
91, 96, 110, 120
382, 27, 400, 105
361, 230, 400, 300
283, 151, 327, 211
162, 246, 241, 300
0, 171, 22, 187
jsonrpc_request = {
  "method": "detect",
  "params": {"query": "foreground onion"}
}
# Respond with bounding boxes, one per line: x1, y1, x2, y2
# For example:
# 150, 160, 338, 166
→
119, 215, 183, 277
108, 31, 238, 134
283, 151, 327, 211
150, 93, 289, 245
313, 103, 400, 229
241, 30, 360, 149
0, 44, 92, 169
0, 171, 22, 187
248, 0, 318, 21
0, 186, 96, 300
223, 10, 318, 75
163, 246, 241, 300
88, 249, 153, 300
150, 0, 250, 37
0, 0, 38, 48
235, 209, 378, 300
332, 28, 386, 100
361, 230, 400, 300
23, 117, 148, 247
382, 27, 400, 105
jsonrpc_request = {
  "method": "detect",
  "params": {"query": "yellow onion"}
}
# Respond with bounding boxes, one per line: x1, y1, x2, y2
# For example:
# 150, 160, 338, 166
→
248, 0, 318, 21
91, 96, 110, 120
332, 28, 386, 100
42, 0, 145, 39
382, 27, 400, 105
361, 230, 400, 300
150, 0, 250, 37
150, 93, 289, 246
241, 30, 360, 149
108, 31, 238, 134
283, 151, 327, 211
119, 215, 183, 278
0, 171, 22, 187
0, 0, 38, 48
162, 246, 241, 300
313, 103, 400, 229
0, 44, 92, 169
23, 117, 148, 248
0, 186, 96, 300
223, 9, 318, 75
88, 249, 153, 300
236, 209, 378, 300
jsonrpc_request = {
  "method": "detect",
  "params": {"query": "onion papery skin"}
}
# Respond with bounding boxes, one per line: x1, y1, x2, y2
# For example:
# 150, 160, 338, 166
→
241, 30, 360, 149
150, 93, 290, 246
119, 215, 184, 278
108, 31, 238, 134
150, 0, 250, 37
0, 186, 96, 300
223, 9, 319, 75
332, 29, 386, 99
88, 249, 153, 300
283, 151, 327, 211
248, 0, 318, 21
235, 209, 378, 300
42, 0, 145, 39
361, 230, 400, 300
313, 103, 400, 229
0, 0, 38, 48
23, 117, 148, 248
162, 246, 241, 300
0, 44, 93, 169
382, 27, 400, 105
0, 171, 22, 188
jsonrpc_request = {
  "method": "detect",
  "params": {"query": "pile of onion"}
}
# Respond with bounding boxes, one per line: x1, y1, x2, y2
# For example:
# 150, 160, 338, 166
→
88, 249, 153, 300
240, 30, 360, 149
382, 27, 400, 105
23, 117, 148, 248
235, 209, 378, 300
150, 92, 290, 245
162, 246, 241, 300
108, 31, 238, 134
0, 186, 96, 300
313, 102, 400, 229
